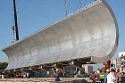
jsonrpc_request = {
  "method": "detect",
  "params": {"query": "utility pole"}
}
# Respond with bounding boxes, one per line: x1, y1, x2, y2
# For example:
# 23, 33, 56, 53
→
13, 0, 19, 41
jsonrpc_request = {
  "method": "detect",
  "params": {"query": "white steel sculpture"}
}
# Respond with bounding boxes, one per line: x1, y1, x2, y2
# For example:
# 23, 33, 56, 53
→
3, 0, 119, 70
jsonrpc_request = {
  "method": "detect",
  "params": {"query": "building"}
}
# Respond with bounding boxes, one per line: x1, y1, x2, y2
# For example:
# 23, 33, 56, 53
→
119, 52, 125, 57
112, 59, 117, 69
84, 65, 93, 74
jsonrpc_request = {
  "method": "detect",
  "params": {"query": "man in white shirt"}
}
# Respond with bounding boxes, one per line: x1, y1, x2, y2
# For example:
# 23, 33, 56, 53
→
107, 69, 116, 83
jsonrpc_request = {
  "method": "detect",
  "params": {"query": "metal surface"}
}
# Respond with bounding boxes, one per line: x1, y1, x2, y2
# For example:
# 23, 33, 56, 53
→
2, 0, 119, 70
13, 0, 19, 41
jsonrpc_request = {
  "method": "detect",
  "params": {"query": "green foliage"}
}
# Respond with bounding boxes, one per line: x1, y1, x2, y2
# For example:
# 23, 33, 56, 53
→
0, 62, 8, 71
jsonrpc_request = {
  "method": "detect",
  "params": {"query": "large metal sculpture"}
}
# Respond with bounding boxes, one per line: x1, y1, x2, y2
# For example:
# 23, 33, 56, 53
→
3, 0, 119, 70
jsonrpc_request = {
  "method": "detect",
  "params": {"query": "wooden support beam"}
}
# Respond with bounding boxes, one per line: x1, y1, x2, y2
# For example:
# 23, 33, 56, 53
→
69, 59, 82, 69
53, 63, 63, 69
77, 57, 92, 64
40, 65, 49, 71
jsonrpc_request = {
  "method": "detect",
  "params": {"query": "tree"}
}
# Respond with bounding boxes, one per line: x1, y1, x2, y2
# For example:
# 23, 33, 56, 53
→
0, 62, 8, 71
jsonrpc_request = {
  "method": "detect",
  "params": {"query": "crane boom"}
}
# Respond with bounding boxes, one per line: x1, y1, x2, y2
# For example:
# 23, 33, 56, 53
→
13, 0, 19, 41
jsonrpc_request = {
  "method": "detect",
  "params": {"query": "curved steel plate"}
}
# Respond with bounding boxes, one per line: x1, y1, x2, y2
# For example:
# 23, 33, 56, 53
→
2, 0, 119, 70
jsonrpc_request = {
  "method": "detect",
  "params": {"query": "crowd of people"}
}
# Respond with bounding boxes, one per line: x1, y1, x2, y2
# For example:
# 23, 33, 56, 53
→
98, 66, 125, 83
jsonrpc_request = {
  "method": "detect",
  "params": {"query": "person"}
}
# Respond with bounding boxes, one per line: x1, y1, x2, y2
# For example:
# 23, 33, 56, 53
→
107, 68, 116, 83
116, 66, 125, 83
53, 68, 61, 82
104, 69, 110, 83
98, 70, 105, 83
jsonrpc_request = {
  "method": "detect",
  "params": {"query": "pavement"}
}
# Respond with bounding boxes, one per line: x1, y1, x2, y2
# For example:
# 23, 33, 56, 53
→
0, 77, 93, 83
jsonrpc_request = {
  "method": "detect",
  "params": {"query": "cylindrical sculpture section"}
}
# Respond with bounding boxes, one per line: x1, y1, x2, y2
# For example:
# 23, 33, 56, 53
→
3, 0, 119, 70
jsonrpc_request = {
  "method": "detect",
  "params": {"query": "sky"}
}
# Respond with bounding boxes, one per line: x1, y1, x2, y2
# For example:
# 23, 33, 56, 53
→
0, 0, 125, 62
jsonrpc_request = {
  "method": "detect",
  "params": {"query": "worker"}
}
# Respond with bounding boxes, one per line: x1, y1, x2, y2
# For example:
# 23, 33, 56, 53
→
116, 66, 125, 83
107, 68, 116, 83
54, 68, 61, 82
104, 69, 110, 83
98, 70, 105, 83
